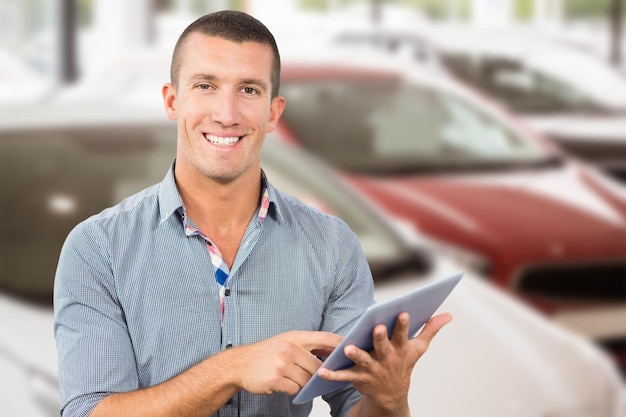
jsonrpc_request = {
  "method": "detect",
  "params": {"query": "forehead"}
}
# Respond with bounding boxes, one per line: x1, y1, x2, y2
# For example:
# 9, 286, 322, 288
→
178, 33, 274, 79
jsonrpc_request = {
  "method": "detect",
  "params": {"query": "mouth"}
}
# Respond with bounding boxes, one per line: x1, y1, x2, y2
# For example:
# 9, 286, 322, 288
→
204, 134, 242, 147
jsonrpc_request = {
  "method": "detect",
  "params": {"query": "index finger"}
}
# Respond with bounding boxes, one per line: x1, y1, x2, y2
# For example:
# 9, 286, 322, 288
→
289, 330, 343, 352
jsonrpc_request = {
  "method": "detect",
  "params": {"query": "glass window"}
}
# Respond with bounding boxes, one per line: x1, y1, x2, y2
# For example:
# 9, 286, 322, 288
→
280, 74, 548, 174
444, 53, 615, 113
0, 125, 177, 305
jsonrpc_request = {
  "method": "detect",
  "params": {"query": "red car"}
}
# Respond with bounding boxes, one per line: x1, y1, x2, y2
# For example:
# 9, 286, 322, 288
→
276, 50, 626, 369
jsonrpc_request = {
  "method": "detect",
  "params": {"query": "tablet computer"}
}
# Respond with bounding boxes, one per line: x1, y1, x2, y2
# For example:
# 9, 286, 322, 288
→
292, 272, 463, 405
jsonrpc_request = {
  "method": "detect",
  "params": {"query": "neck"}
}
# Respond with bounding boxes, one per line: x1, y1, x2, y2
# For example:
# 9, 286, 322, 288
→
175, 167, 262, 234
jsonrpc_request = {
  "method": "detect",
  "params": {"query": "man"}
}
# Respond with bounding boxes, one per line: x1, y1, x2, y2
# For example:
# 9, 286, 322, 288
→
54, 10, 451, 417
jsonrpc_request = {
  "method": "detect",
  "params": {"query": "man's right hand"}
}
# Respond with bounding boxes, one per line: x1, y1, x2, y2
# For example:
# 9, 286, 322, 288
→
227, 330, 343, 396
90, 331, 342, 417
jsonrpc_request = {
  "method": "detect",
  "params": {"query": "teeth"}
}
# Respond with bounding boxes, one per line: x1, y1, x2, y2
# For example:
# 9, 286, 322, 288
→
205, 134, 240, 146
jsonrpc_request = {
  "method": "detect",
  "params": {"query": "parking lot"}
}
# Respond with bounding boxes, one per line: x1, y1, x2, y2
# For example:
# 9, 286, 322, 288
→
1, 1, 626, 416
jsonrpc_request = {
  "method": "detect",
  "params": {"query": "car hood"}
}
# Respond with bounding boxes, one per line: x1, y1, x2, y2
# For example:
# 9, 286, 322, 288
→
378, 259, 625, 417
523, 113, 626, 142
348, 163, 626, 261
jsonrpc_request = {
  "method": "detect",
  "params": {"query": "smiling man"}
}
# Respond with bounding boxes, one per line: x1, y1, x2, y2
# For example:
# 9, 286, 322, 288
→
53, 10, 450, 417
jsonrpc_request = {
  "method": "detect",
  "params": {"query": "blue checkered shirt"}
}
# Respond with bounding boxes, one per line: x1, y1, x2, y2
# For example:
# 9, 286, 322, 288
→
54, 164, 374, 417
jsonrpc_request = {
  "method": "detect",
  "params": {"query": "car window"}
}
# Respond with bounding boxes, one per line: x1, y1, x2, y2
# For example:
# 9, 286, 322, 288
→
280, 75, 548, 174
443, 54, 606, 113
0, 125, 177, 305
529, 50, 626, 110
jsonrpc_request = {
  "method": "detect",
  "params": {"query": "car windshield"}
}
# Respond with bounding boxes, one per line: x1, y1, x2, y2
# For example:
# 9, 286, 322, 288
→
0, 125, 178, 306
529, 50, 626, 110
444, 50, 626, 113
280, 75, 550, 174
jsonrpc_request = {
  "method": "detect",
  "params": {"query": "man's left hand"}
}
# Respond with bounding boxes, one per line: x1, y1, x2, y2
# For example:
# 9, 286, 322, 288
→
318, 312, 452, 413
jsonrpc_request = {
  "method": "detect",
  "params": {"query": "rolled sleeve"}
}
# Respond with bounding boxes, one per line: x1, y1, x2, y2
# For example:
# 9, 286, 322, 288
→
54, 222, 138, 416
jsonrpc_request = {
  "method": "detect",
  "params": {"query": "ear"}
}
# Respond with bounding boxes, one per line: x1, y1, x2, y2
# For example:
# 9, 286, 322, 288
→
266, 95, 286, 133
162, 83, 178, 121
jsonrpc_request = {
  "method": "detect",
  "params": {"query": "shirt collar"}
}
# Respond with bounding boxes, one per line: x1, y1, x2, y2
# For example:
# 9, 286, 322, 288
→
261, 170, 284, 224
158, 161, 184, 225
157, 162, 284, 225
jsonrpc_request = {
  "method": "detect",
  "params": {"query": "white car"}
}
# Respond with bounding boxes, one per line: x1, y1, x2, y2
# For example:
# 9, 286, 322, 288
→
260, 5, 446, 75
311, 257, 626, 417
428, 25, 626, 180
0, 99, 624, 416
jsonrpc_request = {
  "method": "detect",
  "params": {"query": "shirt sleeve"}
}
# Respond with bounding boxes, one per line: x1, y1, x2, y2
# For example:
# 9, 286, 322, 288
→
53, 220, 139, 417
322, 218, 376, 417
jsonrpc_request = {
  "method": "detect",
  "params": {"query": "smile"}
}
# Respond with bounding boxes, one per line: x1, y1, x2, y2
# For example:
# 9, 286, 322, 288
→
204, 134, 241, 146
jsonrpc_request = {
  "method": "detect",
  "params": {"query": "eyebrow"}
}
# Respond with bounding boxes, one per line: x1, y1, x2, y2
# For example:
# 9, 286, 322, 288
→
187, 74, 269, 93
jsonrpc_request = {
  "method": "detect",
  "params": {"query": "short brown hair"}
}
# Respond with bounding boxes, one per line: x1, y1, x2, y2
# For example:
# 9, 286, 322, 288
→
170, 10, 281, 98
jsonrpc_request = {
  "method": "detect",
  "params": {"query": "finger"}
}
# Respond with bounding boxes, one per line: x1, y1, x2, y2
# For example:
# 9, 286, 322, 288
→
317, 346, 377, 384
315, 343, 373, 383
345, 344, 374, 368
293, 346, 326, 377
414, 313, 453, 346
317, 346, 372, 383
293, 330, 343, 352
293, 331, 343, 370
390, 312, 410, 346
272, 375, 305, 396
318, 365, 358, 382
371, 323, 391, 357
284, 360, 321, 391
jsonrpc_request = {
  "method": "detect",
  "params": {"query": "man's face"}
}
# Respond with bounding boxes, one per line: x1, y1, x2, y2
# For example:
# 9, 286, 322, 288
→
162, 33, 285, 185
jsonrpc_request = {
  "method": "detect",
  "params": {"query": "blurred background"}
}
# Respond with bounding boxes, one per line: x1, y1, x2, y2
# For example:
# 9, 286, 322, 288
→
2, 0, 626, 416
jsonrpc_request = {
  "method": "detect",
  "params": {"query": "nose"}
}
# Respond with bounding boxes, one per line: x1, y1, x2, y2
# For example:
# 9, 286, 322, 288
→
211, 90, 240, 126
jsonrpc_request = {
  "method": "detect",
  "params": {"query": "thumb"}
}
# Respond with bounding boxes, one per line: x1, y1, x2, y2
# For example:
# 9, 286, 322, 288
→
414, 313, 452, 345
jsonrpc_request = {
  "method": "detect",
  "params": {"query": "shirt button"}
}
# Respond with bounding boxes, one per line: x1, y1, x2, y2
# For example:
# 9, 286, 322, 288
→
224, 288, 231, 296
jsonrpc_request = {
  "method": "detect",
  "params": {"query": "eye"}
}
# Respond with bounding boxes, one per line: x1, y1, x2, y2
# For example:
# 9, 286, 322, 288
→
242, 86, 259, 95
197, 83, 212, 90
